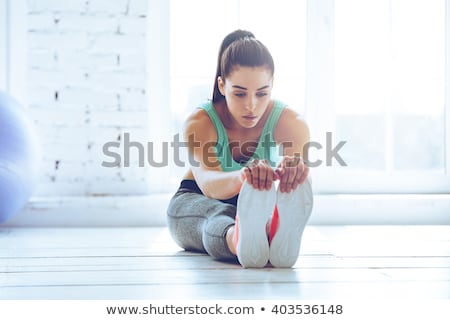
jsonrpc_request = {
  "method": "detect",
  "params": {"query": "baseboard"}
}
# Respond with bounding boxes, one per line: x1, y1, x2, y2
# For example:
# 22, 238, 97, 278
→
312, 194, 450, 225
3, 194, 172, 227
2, 193, 450, 227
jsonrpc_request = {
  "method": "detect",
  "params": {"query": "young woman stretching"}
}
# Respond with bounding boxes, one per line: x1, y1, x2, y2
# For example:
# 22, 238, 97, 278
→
167, 30, 313, 268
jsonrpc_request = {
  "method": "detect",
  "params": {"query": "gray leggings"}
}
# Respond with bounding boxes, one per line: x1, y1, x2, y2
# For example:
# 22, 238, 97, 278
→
166, 180, 238, 262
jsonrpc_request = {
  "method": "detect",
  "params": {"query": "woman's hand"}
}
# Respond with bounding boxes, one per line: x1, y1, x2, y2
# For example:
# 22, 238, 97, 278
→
275, 155, 309, 193
242, 159, 277, 191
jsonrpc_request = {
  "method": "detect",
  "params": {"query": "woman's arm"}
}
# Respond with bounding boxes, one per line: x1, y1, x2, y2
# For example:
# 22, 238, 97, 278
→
184, 109, 245, 200
274, 107, 311, 193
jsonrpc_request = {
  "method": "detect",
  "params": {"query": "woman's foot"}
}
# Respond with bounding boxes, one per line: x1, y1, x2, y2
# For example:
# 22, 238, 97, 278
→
234, 182, 276, 268
269, 176, 313, 268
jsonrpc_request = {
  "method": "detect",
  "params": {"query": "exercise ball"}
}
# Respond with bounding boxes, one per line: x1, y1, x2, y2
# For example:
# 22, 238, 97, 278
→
0, 91, 40, 223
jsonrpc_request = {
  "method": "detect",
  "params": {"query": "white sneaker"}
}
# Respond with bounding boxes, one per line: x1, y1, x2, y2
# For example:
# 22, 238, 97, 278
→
269, 176, 313, 268
235, 182, 276, 268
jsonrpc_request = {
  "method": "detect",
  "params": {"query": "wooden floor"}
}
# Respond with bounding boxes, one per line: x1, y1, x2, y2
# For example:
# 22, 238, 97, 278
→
0, 226, 449, 300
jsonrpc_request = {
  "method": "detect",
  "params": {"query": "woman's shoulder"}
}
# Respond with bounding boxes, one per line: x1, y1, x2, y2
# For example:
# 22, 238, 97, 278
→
273, 98, 287, 108
275, 105, 310, 140
185, 100, 216, 121
184, 104, 217, 140
275, 103, 307, 124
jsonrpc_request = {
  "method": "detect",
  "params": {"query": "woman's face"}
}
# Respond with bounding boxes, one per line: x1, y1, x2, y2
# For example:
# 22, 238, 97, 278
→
218, 66, 273, 129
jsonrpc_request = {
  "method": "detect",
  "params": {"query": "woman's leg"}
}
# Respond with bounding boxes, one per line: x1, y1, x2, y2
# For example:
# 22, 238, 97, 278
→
167, 187, 237, 261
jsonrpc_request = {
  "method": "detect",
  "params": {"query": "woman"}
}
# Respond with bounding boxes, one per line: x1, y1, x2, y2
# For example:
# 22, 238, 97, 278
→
167, 30, 313, 268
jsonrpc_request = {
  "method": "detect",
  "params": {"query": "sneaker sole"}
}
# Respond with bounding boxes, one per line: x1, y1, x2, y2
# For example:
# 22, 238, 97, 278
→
269, 176, 313, 268
236, 182, 276, 268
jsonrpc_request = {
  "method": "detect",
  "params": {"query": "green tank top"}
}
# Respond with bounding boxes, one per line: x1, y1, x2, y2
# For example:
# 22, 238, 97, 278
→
200, 100, 286, 172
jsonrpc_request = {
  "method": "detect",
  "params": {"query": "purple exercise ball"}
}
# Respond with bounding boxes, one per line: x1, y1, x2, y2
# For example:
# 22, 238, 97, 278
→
0, 91, 40, 223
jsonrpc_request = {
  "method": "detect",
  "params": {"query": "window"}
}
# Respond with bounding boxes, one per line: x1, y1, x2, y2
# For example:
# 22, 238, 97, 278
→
310, 0, 450, 193
0, 0, 9, 91
149, 0, 450, 195
0, 0, 27, 101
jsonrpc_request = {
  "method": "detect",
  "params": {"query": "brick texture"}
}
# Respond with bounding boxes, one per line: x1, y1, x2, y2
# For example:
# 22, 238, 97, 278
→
26, 0, 150, 196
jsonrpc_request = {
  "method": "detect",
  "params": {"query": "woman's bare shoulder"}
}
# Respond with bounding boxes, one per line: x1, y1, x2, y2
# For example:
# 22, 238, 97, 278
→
183, 108, 217, 141
275, 107, 310, 140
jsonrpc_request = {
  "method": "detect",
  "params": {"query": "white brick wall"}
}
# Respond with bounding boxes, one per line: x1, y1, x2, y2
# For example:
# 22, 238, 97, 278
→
26, 0, 151, 196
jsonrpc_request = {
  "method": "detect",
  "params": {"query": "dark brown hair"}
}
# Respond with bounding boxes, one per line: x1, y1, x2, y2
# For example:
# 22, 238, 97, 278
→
212, 30, 275, 103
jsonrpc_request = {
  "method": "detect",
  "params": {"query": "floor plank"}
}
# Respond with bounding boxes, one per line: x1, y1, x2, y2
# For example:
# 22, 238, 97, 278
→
3, 256, 449, 273
1, 281, 448, 300
1, 226, 449, 300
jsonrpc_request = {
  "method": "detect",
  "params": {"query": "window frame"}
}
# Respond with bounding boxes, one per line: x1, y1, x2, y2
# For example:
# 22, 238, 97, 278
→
147, 0, 173, 193
149, 0, 450, 195
446, 0, 450, 180
0, 0, 9, 91
0, 0, 27, 103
